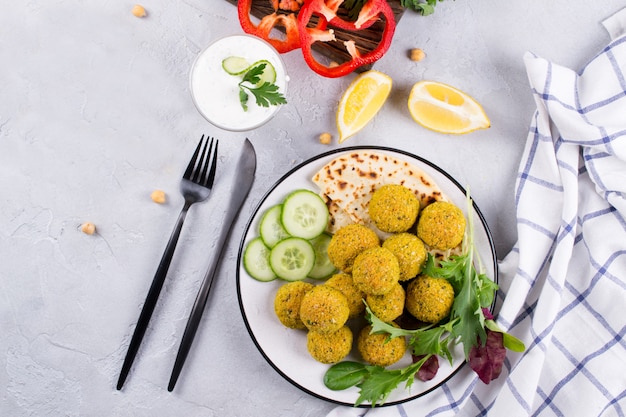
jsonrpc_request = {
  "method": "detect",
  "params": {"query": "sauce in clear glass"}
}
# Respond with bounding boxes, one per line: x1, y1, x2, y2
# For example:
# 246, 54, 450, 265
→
190, 35, 288, 131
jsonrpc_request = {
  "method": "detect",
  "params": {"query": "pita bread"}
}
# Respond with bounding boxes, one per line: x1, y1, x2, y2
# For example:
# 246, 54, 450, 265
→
312, 150, 447, 234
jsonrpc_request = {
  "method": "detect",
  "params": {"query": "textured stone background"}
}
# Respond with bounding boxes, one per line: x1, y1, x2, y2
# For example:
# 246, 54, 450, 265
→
0, 1, 623, 416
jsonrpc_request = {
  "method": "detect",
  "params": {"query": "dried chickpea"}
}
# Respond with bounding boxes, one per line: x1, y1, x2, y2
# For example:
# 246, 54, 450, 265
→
409, 48, 426, 62
319, 132, 332, 145
151, 190, 167, 204
132, 4, 147, 17
81, 222, 96, 235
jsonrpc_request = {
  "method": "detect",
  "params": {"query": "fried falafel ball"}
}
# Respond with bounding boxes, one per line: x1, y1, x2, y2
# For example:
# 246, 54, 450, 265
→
325, 273, 366, 319
327, 223, 379, 273
357, 324, 406, 367
369, 184, 420, 233
365, 282, 405, 322
352, 247, 400, 296
299, 285, 350, 333
405, 275, 455, 323
274, 281, 315, 329
307, 325, 353, 364
416, 201, 466, 250
382, 232, 427, 281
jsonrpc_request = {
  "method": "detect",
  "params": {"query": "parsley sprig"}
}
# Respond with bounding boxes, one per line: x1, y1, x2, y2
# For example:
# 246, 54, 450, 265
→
237, 63, 287, 111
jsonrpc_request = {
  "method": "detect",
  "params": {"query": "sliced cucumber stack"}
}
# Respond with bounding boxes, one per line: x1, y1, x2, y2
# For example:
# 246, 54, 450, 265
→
281, 190, 329, 240
269, 237, 315, 281
243, 188, 333, 282
243, 237, 277, 282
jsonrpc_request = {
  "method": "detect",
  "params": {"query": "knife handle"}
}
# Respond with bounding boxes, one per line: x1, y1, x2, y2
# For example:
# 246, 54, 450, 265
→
167, 210, 233, 392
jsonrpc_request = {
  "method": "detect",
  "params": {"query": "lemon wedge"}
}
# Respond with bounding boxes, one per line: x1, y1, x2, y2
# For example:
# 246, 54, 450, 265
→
336, 70, 392, 143
407, 80, 490, 134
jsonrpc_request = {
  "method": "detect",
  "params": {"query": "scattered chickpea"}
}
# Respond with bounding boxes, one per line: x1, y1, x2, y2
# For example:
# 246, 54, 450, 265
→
319, 132, 332, 145
151, 190, 167, 204
329, 61, 340, 68
409, 48, 426, 62
132, 4, 147, 18
81, 222, 96, 235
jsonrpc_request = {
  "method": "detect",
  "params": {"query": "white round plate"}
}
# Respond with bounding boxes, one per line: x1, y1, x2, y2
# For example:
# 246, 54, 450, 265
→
236, 146, 497, 407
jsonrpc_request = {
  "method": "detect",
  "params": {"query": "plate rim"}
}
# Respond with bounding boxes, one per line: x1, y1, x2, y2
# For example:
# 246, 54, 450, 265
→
236, 145, 498, 407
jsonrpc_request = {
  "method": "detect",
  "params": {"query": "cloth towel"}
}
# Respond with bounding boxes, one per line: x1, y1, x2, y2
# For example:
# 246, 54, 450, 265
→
328, 7, 626, 417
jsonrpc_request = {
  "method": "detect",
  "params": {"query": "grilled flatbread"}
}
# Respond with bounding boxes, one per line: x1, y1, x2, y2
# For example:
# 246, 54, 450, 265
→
312, 150, 447, 234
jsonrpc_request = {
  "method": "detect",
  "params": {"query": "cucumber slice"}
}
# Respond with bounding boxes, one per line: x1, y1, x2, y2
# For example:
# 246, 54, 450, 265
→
259, 204, 290, 248
243, 237, 277, 282
249, 60, 276, 85
281, 190, 329, 240
308, 233, 337, 280
269, 237, 315, 281
222, 56, 251, 75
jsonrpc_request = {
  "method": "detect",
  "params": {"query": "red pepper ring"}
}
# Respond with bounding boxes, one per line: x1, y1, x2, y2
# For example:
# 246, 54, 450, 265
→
238, 0, 302, 53
297, 0, 396, 78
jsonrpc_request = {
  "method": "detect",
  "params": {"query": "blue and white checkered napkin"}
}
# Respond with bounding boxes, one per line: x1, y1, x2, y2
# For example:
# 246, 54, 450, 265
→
328, 7, 626, 417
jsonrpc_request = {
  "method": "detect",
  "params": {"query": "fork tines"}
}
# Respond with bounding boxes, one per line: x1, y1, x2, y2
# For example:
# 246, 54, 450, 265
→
184, 135, 219, 188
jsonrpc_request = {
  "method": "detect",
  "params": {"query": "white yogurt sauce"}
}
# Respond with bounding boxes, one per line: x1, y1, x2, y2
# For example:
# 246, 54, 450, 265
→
190, 35, 288, 131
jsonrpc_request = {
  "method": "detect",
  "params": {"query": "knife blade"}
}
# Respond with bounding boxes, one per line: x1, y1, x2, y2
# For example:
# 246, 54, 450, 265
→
167, 138, 256, 391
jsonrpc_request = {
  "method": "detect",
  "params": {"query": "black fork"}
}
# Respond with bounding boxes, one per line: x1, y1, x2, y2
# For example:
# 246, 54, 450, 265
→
117, 135, 219, 390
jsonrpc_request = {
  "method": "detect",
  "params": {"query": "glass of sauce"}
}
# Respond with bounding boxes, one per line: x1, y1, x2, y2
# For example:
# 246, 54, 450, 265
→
190, 34, 288, 131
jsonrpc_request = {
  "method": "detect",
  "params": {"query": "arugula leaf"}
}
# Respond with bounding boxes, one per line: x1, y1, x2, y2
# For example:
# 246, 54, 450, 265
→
450, 261, 486, 359
408, 319, 455, 363
356, 366, 405, 406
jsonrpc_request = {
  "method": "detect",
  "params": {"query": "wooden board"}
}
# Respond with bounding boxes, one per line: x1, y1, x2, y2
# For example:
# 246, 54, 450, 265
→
225, 0, 405, 72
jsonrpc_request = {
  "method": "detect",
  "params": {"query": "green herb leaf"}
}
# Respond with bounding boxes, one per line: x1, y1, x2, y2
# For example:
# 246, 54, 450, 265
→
400, 0, 444, 16
240, 81, 288, 109
239, 89, 249, 112
224, 61, 287, 111
342, 0, 366, 21
241, 62, 265, 85
324, 361, 370, 390
356, 367, 404, 406
408, 321, 455, 363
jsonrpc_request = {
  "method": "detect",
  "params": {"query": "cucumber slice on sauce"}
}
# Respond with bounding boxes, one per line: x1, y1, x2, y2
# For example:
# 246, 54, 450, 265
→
280, 190, 329, 240
243, 237, 277, 282
269, 237, 315, 281
222, 56, 251, 75
259, 204, 290, 248
250, 59, 276, 85
222, 56, 276, 86
308, 232, 337, 280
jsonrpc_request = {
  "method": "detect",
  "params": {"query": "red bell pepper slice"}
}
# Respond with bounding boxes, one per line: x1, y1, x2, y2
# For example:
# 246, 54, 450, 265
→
238, 0, 303, 53
297, 0, 396, 78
